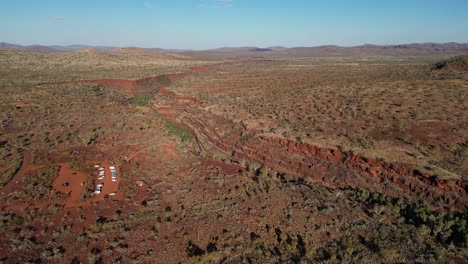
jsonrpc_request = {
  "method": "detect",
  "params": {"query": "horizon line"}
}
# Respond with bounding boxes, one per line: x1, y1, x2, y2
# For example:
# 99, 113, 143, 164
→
1, 41, 468, 52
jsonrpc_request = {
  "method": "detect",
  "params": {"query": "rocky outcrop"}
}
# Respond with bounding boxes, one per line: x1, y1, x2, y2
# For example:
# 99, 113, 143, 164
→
232, 136, 467, 210
155, 94, 467, 211
431, 54, 468, 79
37, 72, 187, 95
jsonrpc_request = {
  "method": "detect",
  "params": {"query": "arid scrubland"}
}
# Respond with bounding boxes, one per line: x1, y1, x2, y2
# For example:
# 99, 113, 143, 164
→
0, 48, 466, 263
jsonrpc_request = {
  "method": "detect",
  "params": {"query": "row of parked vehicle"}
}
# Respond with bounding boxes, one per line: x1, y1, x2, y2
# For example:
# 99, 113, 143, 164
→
94, 164, 105, 194
110, 165, 117, 182
98, 167, 105, 180
94, 182, 104, 194
93, 164, 118, 195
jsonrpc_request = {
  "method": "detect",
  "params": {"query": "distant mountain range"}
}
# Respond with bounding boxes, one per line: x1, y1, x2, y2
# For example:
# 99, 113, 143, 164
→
0, 42, 119, 52
1, 42, 468, 56
275, 43, 468, 56
200, 43, 468, 56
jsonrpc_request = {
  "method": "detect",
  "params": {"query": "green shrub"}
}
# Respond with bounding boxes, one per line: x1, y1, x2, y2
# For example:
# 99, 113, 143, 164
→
165, 120, 197, 148
131, 94, 153, 106
0, 148, 22, 187
349, 189, 468, 248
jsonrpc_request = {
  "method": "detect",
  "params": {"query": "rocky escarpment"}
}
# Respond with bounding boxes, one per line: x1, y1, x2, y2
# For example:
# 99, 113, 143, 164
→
37, 72, 187, 95
155, 94, 467, 211
232, 136, 467, 210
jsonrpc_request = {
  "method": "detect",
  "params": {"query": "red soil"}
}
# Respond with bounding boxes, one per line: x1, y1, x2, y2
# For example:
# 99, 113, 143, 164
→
190, 67, 207, 74
52, 163, 87, 204
159, 88, 176, 96
2, 158, 122, 211
174, 96, 201, 103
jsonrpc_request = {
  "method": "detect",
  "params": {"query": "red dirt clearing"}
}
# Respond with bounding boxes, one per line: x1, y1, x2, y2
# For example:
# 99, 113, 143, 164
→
52, 163, 87, 205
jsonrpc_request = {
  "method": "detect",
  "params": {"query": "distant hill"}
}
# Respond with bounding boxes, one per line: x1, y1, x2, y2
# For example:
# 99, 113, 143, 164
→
250, 48, 273, 52
0, 42, 24, 49
207, 47, 260, 52
267, 46, 288, 51
183, 43, 468, 58
0, 42, 119, 52
273, 43, 468, 57
1, 42, 468, 57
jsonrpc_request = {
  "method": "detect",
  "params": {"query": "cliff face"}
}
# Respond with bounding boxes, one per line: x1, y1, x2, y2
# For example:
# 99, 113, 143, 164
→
234, 136, 466, 209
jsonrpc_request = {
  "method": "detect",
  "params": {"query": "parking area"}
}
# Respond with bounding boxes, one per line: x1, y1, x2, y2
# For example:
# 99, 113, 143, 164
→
93, 162, 119, 198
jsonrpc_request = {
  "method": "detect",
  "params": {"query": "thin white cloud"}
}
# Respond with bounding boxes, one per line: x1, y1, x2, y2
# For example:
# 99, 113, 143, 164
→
197, 0, 233, 9
144, 1, 156, 9
50, 16, 65, 20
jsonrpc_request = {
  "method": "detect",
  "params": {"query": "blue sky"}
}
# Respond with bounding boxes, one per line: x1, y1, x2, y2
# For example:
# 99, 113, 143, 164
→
1, 0, 467, 49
